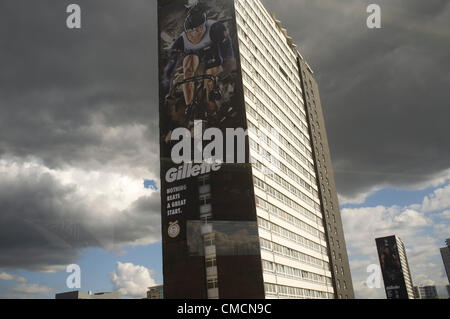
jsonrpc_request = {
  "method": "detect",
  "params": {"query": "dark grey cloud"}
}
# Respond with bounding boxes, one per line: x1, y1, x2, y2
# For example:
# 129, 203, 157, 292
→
0, 165, 161, 271
1, 0, 449, 272
0, 0, 159, 170
261, 0, 450, 199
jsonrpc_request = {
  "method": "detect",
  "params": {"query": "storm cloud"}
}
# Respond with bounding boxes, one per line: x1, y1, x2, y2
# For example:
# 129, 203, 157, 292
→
0, 0, 161, 271
0, 0, 449, 275
261, 0, 450, 202
0, 0, 159, 170
0, 158, 161, 271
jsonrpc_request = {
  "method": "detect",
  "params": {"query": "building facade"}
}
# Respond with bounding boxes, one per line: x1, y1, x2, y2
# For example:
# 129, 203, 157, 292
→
413, 286, 438, 299
440, 239, 450, 284
376, 235, 415, 299
55, 291, 121, 299
157, 0, 353, 299
147, 285, 164, 299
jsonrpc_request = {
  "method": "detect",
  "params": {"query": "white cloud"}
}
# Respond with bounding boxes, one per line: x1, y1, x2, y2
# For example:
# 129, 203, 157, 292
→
0, 156, 155, 214
0, 272, 27, 283
421, 183, 450, 213
342, 186, 450, 298
393, 209, 430, 227
438, 210, 450, 219
110, 262, 156, 298
12, 284, 53, 297
0, 157, 161, 271
338, 187, 380, 205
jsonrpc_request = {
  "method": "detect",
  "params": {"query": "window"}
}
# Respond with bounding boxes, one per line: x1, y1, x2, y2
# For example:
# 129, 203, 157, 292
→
199, 194, 211, 205
198, 175, 210, 185
207, 278, 218, 289
205, 257, 216, 268
262, 260, 273, 272
265, 283, 276, 294
204, 234, 215, 247
200, 212, 212, 223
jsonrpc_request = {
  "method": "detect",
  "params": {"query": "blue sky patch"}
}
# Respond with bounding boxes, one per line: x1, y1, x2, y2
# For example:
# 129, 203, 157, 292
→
144, 179, 158, 191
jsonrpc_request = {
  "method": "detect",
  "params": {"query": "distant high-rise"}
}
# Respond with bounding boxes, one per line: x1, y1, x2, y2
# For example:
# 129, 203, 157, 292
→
375, 235, 414, 299
414, 285, 438, 299
440, 239, 450, 284
158, 0, 354, 299
55, 291, 121, 299
147, 285, 164, 299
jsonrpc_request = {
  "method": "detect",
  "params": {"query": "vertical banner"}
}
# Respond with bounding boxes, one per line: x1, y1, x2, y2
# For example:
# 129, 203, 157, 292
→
158, 0, 264, 298
376, 236, 409, 299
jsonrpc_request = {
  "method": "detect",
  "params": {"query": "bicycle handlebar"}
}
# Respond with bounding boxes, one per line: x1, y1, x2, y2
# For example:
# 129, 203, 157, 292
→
173, 74, 217, 88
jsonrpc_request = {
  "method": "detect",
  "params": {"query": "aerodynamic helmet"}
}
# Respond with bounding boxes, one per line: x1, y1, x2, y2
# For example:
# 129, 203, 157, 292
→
184, 5, 207, 31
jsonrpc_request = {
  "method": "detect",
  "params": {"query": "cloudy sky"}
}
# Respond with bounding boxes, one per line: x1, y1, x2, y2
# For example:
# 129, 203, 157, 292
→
0, 0, 449, 299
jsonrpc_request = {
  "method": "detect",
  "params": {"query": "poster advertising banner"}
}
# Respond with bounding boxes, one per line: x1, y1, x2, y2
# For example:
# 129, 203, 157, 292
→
158, 0, 264, 298
376, 236, 409, 299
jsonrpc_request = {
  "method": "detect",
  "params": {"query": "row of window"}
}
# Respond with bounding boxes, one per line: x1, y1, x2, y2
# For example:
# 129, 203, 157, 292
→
249, 138, 319, 202
241, 62, 308, 140
245, 101, 315, 183
257, 217, 327, 254
236, 0, 296, 67
243, 90, 312, 170
240, 43, 309, 145
207, 278, 218, 290
255, 196, 324, 239
264, 283, 334, 299
262, 260, 332, 286
205, 257, 217, 268
235, 0, 299, 88
244, 93, 309, 160
260, 237, 329, 270
238, 0, 298, 76
254, 176, 321, 217
241, 62, 310, 150
240, 49, 308, 132
252, 157, 318, 210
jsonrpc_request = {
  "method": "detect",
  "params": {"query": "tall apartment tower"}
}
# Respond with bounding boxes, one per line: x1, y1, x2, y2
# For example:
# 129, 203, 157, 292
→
413, 286, 438, 299
158, 0, 354, 299
376, 235, 415, 299
440, 239, 450, 284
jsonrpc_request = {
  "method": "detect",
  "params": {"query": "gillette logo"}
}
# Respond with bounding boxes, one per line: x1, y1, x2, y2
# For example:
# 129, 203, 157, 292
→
166, 121, 249, 183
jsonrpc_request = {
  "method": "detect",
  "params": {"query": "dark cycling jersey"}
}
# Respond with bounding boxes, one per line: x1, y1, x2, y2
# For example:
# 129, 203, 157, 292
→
163, 20, 234, 90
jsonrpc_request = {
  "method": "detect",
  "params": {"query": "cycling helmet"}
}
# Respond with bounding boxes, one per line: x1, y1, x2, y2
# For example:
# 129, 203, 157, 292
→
184, 4, 207, 31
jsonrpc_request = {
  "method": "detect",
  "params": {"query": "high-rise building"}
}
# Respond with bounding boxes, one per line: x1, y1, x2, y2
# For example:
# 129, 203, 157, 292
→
375, 235, 415, 299
440, 239, 450, 284
147, 285, 164, 299
414, 285, 439, 299
157, 0, 354, 299
55, 291, 121, 299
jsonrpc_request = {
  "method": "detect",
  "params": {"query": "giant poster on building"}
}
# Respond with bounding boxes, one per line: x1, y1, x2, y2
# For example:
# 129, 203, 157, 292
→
376, 236, 409, 299
158, 0, 264, 299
